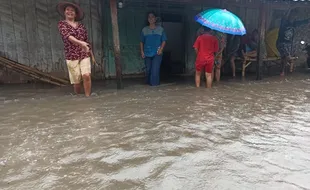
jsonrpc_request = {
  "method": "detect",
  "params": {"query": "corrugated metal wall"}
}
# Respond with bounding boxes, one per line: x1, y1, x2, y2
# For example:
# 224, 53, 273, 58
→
0, 0, 104, 83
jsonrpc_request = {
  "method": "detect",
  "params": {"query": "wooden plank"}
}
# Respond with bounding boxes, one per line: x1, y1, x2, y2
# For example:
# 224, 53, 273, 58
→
256, 2, 267, 80
246, 8, 259, 32
236, 57, 298, 62
99, 0, 106, 79
103, 5, 113, 77
47, 0, 65, 72
224, 1, 260, 9
90, 0, 103, 75
219, 0, 223, 8
0, 56, 69, 84
110, 0, 123, 89
11, 0, 29, 66
80, 0, 92, 45
0, 0, 17, 60
0, 60, 65, 86
238, 6, 246, 26
103, 3, 112, 77
36, 0, 53, 72
24, 0, 39, 68
0, 12, 4, 57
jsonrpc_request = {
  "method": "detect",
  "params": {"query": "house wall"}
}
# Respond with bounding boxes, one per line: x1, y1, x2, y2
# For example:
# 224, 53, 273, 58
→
105, 0, 310, 77
102, 0, 264, 76
1, 0, 309, 84
0, 0, 104, 83
102, 1, 184, 77
103, 1, 223, 77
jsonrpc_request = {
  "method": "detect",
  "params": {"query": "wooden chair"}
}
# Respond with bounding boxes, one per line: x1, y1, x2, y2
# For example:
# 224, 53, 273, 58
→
236, 51, 298, 77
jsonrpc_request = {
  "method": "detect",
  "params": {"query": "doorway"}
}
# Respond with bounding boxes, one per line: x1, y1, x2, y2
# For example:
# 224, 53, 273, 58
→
160, 13, 186, 79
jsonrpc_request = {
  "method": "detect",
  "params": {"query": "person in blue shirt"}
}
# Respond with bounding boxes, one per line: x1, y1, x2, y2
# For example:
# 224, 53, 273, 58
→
140, 12, 167, 86
276, 7, 310, 76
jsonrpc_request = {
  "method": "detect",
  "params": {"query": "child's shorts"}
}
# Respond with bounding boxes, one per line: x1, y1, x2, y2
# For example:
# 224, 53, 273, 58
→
195, 59, 214, 73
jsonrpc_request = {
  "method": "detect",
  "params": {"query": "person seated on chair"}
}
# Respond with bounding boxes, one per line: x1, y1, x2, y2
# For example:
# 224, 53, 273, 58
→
243, 29, 267, 58
245, 29, 258, 57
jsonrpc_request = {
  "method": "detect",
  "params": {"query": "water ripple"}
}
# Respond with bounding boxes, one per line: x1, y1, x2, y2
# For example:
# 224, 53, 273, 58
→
1, 77, 310, 189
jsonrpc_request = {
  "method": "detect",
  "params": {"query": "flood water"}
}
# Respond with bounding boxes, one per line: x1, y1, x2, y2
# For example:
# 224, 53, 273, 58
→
1, 74, 310, 190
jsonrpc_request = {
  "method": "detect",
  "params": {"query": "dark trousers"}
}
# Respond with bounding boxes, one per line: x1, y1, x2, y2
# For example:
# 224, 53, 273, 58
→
144, 55, 163, 86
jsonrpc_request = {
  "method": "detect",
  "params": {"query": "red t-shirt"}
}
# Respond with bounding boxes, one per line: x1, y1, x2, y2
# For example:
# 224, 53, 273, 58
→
58, 20, 91, 61
193, 33, 219, 62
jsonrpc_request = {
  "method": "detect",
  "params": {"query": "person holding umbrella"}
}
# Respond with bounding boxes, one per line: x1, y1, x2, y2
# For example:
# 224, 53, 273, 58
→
195, 8, 246, 79
57, 1, 96, 97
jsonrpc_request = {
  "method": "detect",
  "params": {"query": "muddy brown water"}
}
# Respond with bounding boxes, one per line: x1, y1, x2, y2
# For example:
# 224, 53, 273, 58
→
1, 74, 310, 190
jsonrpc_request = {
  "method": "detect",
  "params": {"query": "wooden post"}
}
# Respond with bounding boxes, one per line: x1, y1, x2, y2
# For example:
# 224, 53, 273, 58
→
110, 0, 123, 89
256, 1, 267, 80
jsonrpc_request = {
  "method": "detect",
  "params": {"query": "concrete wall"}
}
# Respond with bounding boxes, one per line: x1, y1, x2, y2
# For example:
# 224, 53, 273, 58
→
0, 0, 104, 83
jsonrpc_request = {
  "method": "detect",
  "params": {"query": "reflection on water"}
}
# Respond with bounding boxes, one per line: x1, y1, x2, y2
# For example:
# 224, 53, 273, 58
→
1, 75, 310, 190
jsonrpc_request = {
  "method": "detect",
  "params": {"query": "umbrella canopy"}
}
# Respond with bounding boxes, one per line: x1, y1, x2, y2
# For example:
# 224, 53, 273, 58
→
195, 8, 246, 36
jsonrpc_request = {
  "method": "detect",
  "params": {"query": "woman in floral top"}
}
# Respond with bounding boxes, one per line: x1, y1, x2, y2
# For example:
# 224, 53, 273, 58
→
57, 2, 95, 97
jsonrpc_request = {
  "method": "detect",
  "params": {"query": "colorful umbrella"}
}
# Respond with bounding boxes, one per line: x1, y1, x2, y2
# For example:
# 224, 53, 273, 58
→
195, 8, 246, 36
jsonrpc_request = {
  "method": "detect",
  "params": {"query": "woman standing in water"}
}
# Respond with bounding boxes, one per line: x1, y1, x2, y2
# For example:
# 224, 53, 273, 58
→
57, 2, 95, 97
140, 12, 167, 86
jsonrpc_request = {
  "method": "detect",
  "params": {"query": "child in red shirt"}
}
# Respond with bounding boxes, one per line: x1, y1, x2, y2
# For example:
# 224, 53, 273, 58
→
193, 27, 219, 88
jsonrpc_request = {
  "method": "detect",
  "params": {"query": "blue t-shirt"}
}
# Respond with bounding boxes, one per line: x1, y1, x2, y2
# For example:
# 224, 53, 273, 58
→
245, 44, 252, 52
140, 26, 167, 57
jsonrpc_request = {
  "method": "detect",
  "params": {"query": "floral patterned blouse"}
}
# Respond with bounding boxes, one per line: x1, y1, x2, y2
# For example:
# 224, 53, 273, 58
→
58, 20, 90, 61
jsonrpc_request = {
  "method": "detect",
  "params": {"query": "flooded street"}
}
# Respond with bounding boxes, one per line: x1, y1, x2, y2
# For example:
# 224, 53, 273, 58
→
1, 74, 310, 190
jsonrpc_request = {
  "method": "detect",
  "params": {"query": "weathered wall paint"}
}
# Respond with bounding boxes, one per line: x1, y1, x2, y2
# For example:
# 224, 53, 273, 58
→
0, 0, 104, 83
102, 5, 148, 78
